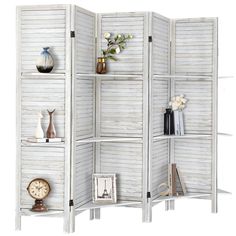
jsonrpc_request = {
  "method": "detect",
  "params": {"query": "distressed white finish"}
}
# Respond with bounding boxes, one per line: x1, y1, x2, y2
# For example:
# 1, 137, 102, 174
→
16, 5, 219, 233
100, 142, 143, 200
74, 143, 93, 208
152, 140, 169, 198
174, 138, 212, 193
173, 18, 215, 75
100, 79, 143, 137
20, 146, 65, 209
21, 78, 65, 138
20, 8, 67, 74
98, 13, 145, 74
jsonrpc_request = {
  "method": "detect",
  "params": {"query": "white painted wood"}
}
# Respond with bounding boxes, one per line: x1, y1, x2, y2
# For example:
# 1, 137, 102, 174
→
98, 13, 145, 75
16, 6, 219, 232
100, 79, 143, 137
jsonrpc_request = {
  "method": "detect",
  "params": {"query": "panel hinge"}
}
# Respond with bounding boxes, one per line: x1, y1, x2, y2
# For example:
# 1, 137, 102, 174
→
69, 199, 74, 207
147, 192, 151, 199
148, 36, 152, 42
70, 31, 75, 38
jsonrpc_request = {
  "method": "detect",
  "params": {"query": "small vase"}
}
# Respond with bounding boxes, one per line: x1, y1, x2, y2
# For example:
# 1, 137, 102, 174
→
36, 47, 54, 73
46, 109, 56, 138
35, 112, 44, 139
164, 108, 175, 135
96, 57, 107, 74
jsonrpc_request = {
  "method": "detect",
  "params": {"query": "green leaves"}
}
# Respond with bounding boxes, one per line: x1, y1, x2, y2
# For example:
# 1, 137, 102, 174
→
101, 32, 133, 62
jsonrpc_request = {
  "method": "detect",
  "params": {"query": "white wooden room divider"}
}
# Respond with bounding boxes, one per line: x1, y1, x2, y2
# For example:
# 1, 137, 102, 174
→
16, 4, 220, 233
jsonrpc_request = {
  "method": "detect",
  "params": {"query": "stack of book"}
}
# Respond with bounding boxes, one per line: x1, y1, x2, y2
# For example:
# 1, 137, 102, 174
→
173, 110, 184, 136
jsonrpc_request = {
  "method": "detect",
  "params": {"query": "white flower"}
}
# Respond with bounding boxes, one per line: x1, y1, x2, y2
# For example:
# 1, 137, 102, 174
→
104, 32, 111, 39
180, 94, 184, 98
115, 46, 120, 54
117, 34, 122, 38
176, 96, 181, 102
179, 104, 185, 110
181, 98, 187, 104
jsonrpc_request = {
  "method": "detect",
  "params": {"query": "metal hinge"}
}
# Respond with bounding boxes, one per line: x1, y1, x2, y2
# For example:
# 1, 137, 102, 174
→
148, 36, 152, 42
70, 31, 75, 38
69, 199, 74, 207
147, 192, 151, 199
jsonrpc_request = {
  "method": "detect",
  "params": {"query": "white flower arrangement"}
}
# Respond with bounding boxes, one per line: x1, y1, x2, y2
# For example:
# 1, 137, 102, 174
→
169, 94, 187, 111
101, 32, 133, 61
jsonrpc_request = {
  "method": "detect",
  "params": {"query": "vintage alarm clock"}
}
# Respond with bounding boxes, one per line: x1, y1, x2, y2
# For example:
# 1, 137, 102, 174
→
27, 178, 51, 212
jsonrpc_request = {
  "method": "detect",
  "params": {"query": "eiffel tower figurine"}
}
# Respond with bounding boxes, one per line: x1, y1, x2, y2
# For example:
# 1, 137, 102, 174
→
102, 180, 109, 198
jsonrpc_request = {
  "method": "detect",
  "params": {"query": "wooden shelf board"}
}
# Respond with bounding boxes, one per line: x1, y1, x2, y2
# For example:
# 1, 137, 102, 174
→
21, 140, 65, 147
76, 137, 142, 143
153, 192, 211, 203
21, 72, 66, 79
20, 209, 63, 217
76, 200, 142, 211
76, 73, 143, 78
153, 134, 211, 140
153, 189, 231, 204
153, 74, 213, 79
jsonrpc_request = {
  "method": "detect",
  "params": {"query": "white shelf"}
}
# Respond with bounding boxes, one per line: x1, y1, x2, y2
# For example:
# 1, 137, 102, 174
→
153, 134, 211, 140
153, 74, 213, 79
21, 72, 66, 79
218, 76, 234, 79
76, 73, 143, 78
152, 188, 231, 204
21, 140, 65, 147
20, 209, 63, 217
76, 200, 141, 211
76, 137, 143, 143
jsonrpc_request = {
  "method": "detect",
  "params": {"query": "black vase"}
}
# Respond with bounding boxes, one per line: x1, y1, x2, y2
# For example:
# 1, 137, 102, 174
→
164, 108, 175, 135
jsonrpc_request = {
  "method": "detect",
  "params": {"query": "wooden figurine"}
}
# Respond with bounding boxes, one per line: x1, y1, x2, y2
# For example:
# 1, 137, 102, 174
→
46, 109, 56, 138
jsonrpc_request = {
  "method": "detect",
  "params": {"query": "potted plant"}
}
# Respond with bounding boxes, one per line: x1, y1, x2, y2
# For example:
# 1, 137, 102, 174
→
96, 32, 133, 74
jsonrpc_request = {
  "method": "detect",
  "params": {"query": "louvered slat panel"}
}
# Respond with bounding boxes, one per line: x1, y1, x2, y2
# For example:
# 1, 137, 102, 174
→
100, 142, 143, 200
174, 79, 212, 134
152, 14, 170, 74
75, 77, 94, 138
153, 78, 169, 136
75, 8, 95, 73
174, 19, 214, 75
21, 79, 65, 138
100, 80, 143, 137
174, 138, 212, 193
20, 8, 67, 73
21, 146, 65, 210
152, 140, 168, 198
74, 143, 93, 207
99, 14, 144, 74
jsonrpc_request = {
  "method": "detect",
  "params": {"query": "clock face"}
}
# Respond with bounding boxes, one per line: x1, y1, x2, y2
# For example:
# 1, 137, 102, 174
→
27, 178, 50, 200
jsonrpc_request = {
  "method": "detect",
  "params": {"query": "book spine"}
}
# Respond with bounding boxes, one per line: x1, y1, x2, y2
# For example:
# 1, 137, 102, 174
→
174, 110, 180, 135
179, 111, 184, 136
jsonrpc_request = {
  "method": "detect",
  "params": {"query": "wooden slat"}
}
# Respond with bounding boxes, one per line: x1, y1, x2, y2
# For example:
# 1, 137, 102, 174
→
21, 79, 65, 138
100, 142, 143, 200
174, 19, 214, 75
74, 143, 93, 208
75, 77, 94, 138
152, 15, 170, 74
99, 13, 144, 74
174, 79, 212, 134
20, 8, 66, 73
152, 140, 168, 198
75, 8, 95, 74
174, 138, 212, 193
100, 80, 143, 137
152, 78, 169, 136
20, 146, 65, 210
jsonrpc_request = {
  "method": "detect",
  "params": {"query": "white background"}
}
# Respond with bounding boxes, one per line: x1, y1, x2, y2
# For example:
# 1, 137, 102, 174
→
0, 0, 235, 235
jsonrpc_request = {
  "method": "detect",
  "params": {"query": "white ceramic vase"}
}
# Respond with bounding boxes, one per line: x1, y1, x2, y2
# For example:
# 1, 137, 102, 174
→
35, 112, 44, 139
